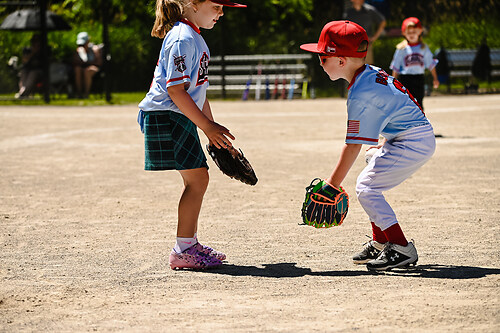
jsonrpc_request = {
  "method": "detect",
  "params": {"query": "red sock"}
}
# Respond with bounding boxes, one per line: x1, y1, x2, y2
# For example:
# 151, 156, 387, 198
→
383, 223, 408, 246
371, 222, 387, 243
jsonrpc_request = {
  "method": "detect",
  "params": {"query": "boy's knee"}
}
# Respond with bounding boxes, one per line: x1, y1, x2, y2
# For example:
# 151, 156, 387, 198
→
356, 189, 369, 204
356, 189, 378, 208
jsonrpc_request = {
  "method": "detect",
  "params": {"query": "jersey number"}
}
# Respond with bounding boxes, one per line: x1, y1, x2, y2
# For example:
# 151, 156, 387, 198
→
375, 70, 423, 113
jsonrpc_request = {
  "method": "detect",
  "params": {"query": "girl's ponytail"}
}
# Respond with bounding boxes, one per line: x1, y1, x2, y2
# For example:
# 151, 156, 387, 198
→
396, 40, 408, 50
151, 0, 184, 38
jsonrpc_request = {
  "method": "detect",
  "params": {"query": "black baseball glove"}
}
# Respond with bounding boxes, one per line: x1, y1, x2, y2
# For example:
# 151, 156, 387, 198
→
301, 178, 349, 228
207, 144, 258, 186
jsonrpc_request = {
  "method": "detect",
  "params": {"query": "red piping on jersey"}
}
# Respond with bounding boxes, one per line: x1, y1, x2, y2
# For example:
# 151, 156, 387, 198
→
196, 78, 208, 86
166, 75, 190, 84
345, 136, 379, 143
408, 42, 421, 47
347, 65, 367, 90
180, 19, 201, 34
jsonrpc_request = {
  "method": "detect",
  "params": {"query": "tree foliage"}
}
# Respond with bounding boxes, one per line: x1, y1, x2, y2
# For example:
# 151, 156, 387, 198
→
0, 0, 499, 93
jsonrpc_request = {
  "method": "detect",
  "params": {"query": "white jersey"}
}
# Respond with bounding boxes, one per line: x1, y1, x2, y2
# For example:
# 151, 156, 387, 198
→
390, 42, 438, 75
346, 65, 430, 145
138, 20, 210, 114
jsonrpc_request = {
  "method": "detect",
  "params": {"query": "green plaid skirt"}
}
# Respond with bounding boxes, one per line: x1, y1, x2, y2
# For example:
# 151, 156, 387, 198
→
143, 110, 208, 171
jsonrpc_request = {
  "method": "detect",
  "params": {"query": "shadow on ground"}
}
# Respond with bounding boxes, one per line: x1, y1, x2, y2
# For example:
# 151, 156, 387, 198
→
202, 263, 500, 279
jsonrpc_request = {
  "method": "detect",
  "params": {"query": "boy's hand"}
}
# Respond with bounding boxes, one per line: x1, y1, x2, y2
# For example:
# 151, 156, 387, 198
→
366, 145, 382, 151
365, 146, 381, 164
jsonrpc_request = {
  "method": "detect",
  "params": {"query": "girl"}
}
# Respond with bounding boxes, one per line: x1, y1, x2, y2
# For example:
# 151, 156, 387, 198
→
138, 0, 246, 270
390, 17, 439, 109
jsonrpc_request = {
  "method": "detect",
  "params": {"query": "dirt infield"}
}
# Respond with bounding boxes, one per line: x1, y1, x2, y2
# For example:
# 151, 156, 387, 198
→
1, 95, 499, 332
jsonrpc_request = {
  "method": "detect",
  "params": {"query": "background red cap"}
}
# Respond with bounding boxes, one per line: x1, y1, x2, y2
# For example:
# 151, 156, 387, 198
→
210, 0, 247, 7
300, 21, 368, 58
401, 17, 422, 33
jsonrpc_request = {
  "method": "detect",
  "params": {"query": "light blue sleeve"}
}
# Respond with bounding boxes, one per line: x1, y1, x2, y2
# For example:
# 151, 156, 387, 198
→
164, 40, 194, 88
346, 98, 387, 145
390, 48, 403, 73
423, 45, 438, 70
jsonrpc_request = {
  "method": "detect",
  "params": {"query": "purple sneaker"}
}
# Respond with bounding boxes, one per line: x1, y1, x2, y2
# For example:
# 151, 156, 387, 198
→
193, 242, 226, 261
169, 245, 222, 270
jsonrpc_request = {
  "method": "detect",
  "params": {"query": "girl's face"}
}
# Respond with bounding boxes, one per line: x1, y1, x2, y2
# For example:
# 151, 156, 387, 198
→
403, 26, 422, 44
319, 55, 342, 81
193, 1, 224, 29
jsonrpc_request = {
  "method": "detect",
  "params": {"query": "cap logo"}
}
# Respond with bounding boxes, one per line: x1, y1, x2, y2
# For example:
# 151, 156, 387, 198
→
326, 46, 336, 53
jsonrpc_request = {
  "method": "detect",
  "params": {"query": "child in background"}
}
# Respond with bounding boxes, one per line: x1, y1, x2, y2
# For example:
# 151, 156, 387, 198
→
138, 0, 247, 270
390, 17, 439, 109
300, 21, 436, 271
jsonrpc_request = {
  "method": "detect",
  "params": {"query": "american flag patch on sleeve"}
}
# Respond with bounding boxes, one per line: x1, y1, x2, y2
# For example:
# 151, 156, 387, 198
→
347, 120, 360, 134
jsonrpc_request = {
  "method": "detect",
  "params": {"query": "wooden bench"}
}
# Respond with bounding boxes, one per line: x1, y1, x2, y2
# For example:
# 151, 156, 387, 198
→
435, 48, 500, 92
208, 54, 313, 100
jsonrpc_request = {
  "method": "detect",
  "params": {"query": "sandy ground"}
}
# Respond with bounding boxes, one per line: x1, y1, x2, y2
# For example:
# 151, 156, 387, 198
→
0, 95, 499, 332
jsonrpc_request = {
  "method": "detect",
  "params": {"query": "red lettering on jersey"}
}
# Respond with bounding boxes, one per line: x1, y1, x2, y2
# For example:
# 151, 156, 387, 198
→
375, 70, 424, 113
197, 52, 209, 86
375, 71, 388, 86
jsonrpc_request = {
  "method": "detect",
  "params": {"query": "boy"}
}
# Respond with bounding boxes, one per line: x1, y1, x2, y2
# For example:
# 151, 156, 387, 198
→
300, 21, 436, 271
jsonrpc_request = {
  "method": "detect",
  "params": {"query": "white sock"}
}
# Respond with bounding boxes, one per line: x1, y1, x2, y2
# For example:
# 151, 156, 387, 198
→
174, 236, 196, 253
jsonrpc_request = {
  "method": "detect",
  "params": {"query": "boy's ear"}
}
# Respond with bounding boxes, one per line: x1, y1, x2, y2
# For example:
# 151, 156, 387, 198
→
338, 56, 347, 67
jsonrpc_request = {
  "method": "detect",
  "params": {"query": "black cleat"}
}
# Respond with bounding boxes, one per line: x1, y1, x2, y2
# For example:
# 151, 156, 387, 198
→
366, 241, 418, 271
352, 239, 386, 264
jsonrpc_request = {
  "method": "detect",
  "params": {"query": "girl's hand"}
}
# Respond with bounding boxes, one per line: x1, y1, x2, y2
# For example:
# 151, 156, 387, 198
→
202, 121, 235, 149
433, 79, 440, 89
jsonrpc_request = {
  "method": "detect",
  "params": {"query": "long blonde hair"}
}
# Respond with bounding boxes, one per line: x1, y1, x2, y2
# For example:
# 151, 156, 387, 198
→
151, 0, 185, 38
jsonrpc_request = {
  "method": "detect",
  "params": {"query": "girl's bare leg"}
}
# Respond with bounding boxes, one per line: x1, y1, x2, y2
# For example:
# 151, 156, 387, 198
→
177, 168, 209, 238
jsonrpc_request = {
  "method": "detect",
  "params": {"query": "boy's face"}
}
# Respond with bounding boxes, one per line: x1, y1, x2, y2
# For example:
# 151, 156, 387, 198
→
319, 55, 342, 81
194, 1, 224, 29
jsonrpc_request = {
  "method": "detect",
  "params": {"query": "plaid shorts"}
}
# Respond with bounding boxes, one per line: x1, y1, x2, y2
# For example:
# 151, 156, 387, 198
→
143, 110, 208, 171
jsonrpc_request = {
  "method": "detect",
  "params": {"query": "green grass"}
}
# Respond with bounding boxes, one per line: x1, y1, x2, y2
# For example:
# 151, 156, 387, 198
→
432, 79, 500, 94
0, 91, 147, 106
0, 91, 239, 105
1, 79, 499, 107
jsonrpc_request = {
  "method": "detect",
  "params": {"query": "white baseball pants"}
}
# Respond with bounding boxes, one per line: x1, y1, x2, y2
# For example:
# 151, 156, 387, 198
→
356, 124, 436, 231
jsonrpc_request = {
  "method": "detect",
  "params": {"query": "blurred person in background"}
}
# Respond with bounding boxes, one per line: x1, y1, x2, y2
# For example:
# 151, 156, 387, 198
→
343, 0, 386, 64
16, 34, 44, 99
73, 31, 102, 98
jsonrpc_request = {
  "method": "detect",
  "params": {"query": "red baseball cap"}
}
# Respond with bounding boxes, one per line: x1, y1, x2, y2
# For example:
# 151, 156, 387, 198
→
401, 17, 422, 32
300, 21, 368, 58
210, 0, 247, 7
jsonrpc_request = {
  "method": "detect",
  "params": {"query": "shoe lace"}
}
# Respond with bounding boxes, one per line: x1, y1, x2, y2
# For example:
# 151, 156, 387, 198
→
378, 242, 394, 259
361, 234, 373, 248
